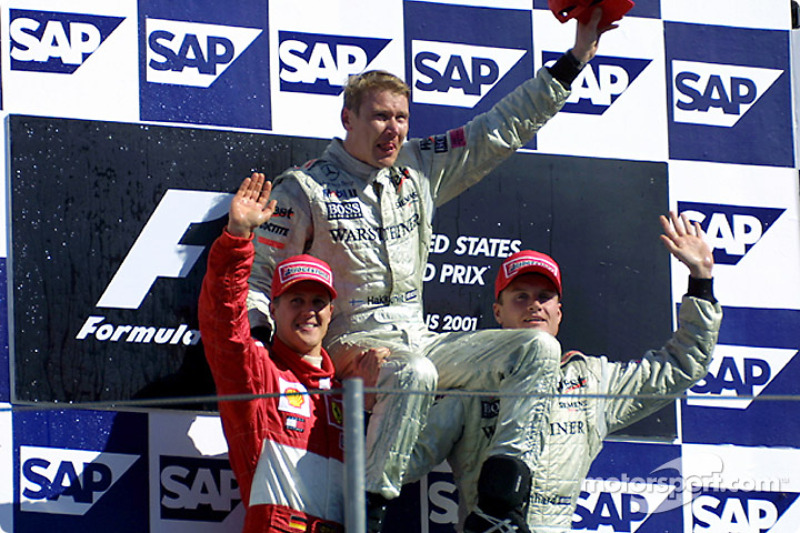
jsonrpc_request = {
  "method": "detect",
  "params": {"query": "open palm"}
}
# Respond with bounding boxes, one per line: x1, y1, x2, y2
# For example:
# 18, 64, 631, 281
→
227, 172, 277, 238
659, 211, 714, 279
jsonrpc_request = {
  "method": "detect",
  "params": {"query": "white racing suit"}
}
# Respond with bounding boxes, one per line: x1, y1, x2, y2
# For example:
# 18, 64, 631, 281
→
247, 66, 570, 498
405, 294, 722, 531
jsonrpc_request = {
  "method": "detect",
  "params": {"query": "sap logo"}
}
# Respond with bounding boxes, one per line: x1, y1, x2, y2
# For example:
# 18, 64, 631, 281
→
160, 455, 241, 522
147, 19, 261, 88
574, 481, 675, 532
672, 60, 783, 128
425, 463, 459, 526
412, 40, 526, 108
688, 345, 797, 410
10, 9, 124, 74
97, 189, 231, 310
543, 52, 650, 115
678, 202, 785, 266
278, 31, 390, 95
20, 445, 138, 516
691, 489, 799, 533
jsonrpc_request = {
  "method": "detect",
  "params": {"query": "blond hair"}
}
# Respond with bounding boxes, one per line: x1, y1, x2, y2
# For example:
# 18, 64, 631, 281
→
343, 70, 410, 114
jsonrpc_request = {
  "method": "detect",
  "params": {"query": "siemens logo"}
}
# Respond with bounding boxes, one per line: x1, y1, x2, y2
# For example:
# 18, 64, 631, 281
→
20, 445, 138, 516
411, 40, 525, 108
678, 202, 784, 266
10, 9, 124, 74
146, 19, 261, 88
278, 31, 390, 95
672, 60, 783, 128
543, 52, 650, 115
160, 456, 241, 522
688, 345, 797, 410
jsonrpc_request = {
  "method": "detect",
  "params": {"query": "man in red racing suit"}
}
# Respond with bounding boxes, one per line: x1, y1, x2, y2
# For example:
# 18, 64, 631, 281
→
200, 175, 379, 532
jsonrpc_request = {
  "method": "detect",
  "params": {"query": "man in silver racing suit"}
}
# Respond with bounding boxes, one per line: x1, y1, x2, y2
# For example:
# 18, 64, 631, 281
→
245, 8, 614, 531
405, 212, 723, 532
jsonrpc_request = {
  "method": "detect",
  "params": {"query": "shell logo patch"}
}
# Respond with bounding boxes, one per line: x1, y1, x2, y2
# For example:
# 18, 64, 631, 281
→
279, 377, 311, 417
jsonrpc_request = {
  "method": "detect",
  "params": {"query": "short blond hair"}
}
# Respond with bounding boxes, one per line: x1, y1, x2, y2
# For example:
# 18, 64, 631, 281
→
343, 70, 410, 114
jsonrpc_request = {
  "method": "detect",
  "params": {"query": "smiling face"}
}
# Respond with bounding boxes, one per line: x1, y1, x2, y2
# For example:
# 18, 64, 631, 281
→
493, 273, 562, 336
270, 281, 333, 357
341, 88, 409, 168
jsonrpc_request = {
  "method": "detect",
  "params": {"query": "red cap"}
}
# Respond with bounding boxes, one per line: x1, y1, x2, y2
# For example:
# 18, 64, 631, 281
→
272, 255, 337, 299
495, 250, 562, 300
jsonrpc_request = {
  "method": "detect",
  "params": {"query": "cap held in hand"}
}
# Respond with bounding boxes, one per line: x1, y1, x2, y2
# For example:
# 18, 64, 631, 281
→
548, 0, 634, 28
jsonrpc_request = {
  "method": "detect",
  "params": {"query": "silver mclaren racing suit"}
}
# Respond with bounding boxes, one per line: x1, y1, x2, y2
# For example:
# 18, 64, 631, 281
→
247, 66, 570, 498
405, 293, 722, 531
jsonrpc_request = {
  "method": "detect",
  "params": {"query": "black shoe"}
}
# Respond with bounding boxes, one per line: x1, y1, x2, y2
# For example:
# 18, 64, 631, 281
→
463, 455, 532, 533
463, 508, 530, 533
366, 492, 389, 533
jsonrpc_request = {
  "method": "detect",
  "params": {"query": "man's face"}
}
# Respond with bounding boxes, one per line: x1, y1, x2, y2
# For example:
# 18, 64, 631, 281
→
493, 273, 562, 336
341, 89, 409, 168
270, 281, 333, 356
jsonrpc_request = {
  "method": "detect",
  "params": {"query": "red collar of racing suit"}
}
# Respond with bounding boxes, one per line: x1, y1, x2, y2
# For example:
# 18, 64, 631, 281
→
270, 336, 337, 388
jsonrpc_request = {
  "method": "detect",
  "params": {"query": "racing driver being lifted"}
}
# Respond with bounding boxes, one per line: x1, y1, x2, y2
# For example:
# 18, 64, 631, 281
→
245, 8, 615, 531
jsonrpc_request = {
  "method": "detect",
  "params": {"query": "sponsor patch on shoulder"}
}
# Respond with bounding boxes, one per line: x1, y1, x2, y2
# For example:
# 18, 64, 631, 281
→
449, 127, 466, 148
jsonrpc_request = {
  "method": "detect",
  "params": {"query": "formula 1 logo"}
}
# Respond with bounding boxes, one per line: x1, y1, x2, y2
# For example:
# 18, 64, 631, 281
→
97, 190, 231, 310
10, 9, 124, 74
278, 31, 390, 95
691, 489, 799, 533
573, 480, 676, 532
672, 60, 783, 128
688, 345, 797, 410
542, 52, 650, 115
20, 445, 139, 515
678, 202, 785, 266
160, 456, 241, 522
411, 40, 526, 108
146, 19, 261, 88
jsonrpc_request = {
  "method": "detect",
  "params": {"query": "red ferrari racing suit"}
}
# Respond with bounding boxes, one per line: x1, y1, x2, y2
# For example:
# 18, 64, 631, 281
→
199, 230, 344, 533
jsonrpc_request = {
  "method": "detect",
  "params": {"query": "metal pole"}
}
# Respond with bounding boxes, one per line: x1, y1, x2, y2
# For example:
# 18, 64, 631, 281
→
343, 378, 365, 533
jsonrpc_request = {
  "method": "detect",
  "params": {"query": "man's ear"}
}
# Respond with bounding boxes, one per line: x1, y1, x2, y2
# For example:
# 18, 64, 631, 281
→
341, 107, 352, 131
492, 301, 504, 327
554, 301, 563, 334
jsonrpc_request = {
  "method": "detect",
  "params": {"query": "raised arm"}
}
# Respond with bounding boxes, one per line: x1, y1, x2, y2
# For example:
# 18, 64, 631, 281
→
598, 212, 721, 432
200, 174, 277, 390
